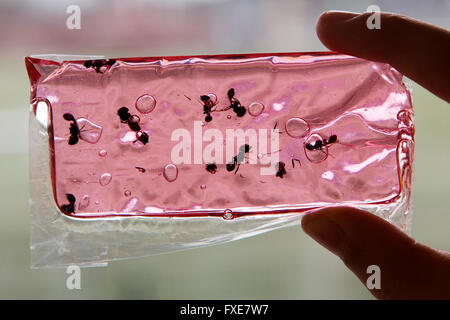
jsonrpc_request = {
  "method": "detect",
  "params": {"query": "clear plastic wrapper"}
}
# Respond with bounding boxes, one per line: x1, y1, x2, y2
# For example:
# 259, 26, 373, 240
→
26, 52, 414, 268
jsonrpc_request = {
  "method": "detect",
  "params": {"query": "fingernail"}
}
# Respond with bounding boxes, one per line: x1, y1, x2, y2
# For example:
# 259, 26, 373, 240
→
302, 212, 346, 255
319, 10, 359, 24
326, 10, 359, 14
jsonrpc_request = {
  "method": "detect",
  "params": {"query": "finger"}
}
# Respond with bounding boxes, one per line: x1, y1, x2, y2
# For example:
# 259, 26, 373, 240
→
301, 207, 450, 299
316, 11, 450, 102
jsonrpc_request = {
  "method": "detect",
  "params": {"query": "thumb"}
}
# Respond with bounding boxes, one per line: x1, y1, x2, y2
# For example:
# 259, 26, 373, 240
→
316, 11, 450, 102
301, 207, 450, 299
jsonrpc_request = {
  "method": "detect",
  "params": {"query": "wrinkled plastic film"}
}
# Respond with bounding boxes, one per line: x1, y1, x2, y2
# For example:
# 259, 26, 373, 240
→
27, 52, 414, 268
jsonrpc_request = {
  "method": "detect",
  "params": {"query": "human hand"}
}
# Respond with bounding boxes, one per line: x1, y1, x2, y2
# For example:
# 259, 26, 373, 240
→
302, 11, 450, 300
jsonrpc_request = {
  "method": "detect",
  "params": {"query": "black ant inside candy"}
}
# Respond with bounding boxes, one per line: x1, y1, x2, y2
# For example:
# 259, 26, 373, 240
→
305, 134, 337, 151
226, 156, 238, 172
276, 161, 287, 178
226, 144, 251, 174
63, 113, 81, 145
227, 88, 246, 117
200, 95, 215, 122
117, 107, 149, 145
135, 166, 146, 173
117, 107, 141, 131
84, 59, 116, 73
61, 193, 76, 214
198, 89, 246, 122
206, 163, 217, 174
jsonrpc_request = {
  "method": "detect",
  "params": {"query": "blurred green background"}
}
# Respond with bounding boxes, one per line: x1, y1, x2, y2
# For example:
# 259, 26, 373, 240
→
0, 0, 449, 299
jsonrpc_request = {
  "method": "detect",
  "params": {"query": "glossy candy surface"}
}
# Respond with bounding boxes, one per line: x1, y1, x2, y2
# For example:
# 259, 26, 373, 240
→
26, 52, 414, 219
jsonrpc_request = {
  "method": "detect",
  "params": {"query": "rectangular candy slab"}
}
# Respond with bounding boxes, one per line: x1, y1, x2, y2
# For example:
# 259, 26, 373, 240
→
25, 52, 414, 221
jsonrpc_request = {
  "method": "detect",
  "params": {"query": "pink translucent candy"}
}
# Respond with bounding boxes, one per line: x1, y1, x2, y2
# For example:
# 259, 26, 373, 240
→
25, 52, 414, 219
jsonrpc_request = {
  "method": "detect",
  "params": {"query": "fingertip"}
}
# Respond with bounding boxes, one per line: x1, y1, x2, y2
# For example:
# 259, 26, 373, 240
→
316, 11, 450, 101
302, 207, 450, 299
301, 206, 362, 234
302, 206, 364, 222
316, 10, 360, 28
316, 11, 394, 62
316, 11, 360, 50
301, 206, 365, 257
301, 206, 361, 228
